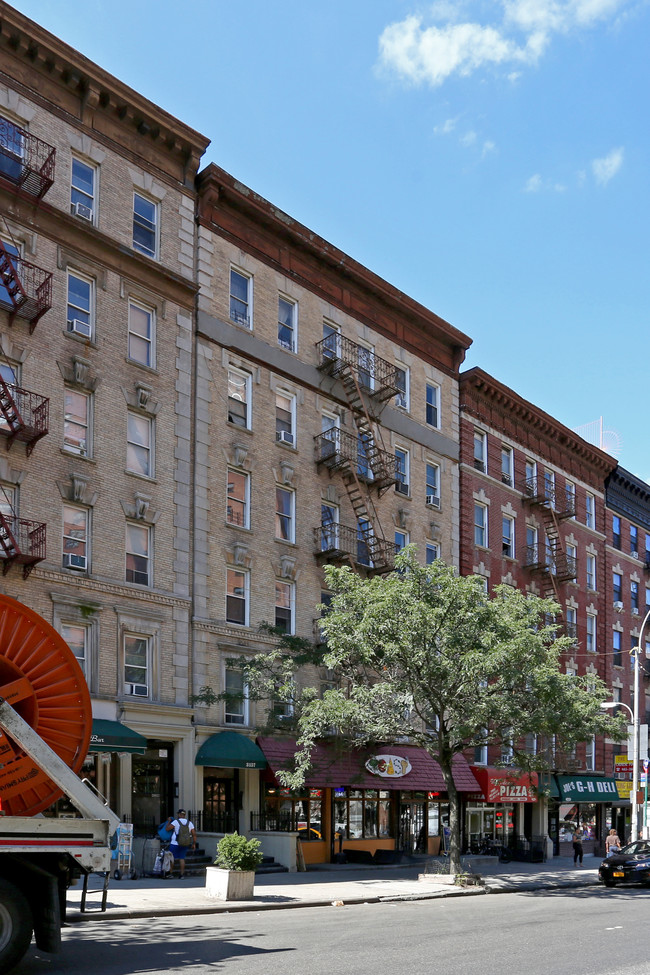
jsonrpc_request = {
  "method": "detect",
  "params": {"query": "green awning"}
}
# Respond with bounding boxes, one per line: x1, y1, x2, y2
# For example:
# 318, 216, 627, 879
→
89, 719, 147, 755
195, 731, 267, 769
554, 774, 619, 803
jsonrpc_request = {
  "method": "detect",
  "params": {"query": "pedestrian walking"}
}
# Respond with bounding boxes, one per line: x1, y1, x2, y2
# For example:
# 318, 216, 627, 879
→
605, 828, 621, 857
572, 826, 584, 865
165, 809, 197, 878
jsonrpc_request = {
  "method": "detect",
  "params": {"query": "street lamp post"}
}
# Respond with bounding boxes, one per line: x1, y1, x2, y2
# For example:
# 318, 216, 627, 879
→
602, 606, 650, 842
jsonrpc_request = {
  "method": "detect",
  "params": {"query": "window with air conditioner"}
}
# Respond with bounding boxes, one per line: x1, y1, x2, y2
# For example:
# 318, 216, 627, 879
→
501, 445, 513, 486
473, 430, 487, 473
425, 462, 440, 508
394, 447, 409, 496
62, 505, 88, 572
275, 390, 295, 445
394, 365, 409, 410
613, 572, 622, 602
71, 157, 96, 223
124, 634, 149, 698
67, 271, 93, 339
63, 388, 91, 456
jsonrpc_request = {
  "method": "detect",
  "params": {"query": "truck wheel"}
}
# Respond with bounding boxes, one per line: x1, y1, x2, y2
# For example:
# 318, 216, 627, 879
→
0, 878, 34, 973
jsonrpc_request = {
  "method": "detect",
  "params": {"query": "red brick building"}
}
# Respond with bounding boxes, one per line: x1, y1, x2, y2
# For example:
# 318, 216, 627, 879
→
459, 367, 618, 854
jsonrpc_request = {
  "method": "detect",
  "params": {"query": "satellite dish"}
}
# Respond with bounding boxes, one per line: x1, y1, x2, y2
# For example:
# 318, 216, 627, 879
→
602, 429, 622, 458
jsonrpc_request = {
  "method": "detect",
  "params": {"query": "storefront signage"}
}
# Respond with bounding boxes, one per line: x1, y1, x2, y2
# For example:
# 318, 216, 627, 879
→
556, 776, 618, 802
470, 767, 538, 803
365, 754, 412, 778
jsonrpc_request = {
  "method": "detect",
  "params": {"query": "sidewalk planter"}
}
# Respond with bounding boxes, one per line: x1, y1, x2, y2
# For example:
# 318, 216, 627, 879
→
205, 865, 255, 901
205, 832, 263, 902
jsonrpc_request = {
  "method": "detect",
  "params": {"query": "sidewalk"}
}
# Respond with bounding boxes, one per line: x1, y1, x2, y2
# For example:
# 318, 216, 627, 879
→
66, 855, 602, 922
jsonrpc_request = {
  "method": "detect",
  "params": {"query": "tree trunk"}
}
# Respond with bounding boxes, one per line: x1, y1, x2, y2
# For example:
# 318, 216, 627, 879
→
439, 756, 462, 874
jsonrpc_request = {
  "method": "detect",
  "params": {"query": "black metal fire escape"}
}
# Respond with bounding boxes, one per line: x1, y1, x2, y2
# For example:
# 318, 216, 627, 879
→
522, 477, 577, 604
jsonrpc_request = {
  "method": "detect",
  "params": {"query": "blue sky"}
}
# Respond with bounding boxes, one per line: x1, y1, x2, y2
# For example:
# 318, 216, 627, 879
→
14, 0, 650, 479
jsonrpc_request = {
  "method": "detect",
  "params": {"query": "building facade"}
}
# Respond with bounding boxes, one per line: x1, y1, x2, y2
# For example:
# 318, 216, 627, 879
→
0, 2, 209, 826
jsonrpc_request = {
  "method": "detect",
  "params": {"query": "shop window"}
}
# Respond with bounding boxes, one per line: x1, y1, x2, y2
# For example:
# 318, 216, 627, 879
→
333, 787, 392, 839
261, 784, 323, 839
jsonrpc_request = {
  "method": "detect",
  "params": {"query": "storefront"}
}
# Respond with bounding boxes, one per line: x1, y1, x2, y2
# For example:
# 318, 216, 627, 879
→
467, 767, 539, 851
257, 738, 479, 864
195, 730, 267, 834
550, 774, 619, 857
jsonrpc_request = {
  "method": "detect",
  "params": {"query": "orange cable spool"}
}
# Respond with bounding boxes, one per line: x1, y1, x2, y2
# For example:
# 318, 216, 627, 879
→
0, 593, 91, 815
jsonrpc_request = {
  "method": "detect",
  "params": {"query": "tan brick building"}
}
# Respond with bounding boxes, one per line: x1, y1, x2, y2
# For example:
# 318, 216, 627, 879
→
0, 2, 209, 827
192, 164, 472, 855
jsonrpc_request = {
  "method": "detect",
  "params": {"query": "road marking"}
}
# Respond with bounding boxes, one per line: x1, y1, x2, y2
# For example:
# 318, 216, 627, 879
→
605, 926, 623, 930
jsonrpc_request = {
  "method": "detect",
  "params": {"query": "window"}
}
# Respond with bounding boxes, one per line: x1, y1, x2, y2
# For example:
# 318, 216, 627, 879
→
474, 502, 487, 548
565, 480, 576, 516
132, 192, 157, 258
613, 630, 622, 667
322, 321, 340, 360
631, 525, 639, 555
275, 391, 295, 445
586, 613, 596, 653
227, 469, 249, 528
526, 524, 538, 563
565, 606, 577, 639
357, 432, 374, 480
525, 459, 537, 494
543, 469, 555, 503
320, 502, 339, 551
0, 239, 19, 307
0, 114, 24, 182
275, 487, 295, 542
425, 542, 439, 564
585, 492, 595, 529
226, 568, 248, 626
124, 634, 149, 696
502, 516, 515, 558
227, 368, 251, 428
473, 430, 487, 473
425, 383, 439, 428
127, 412, 153, 477
63, 388, 90, 456
125, 522, 150, 586
62, 505, 88, 571
67, 272, 93, 338
394, 366, 408, 410
394, 447, 409, 495
612, 515, 621, 549
62, 623, 89, 680
586, 554, 596, 591
585, 736, 595, 772
357, 343, 374, 390
128, 301, 154, 367
320, 412, 340, 460
278, 296, 297, 351
631, 581, 639, 612
613, 572, 622, 603
333, 787, 392, 840
501, 446, 513, 486
357, 518, 372, 567
224, 666, 247, 724
70, 158, 96, 221
395, 530, 408, 553
474, 740, 488, 765
275, 580, 294, 634
0, 361, 17, 432
425, 463, 440, 507
230, 268, 252, 327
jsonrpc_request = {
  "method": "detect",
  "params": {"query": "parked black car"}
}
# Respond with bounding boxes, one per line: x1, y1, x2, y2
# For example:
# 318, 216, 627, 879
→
599, 841, 650, 887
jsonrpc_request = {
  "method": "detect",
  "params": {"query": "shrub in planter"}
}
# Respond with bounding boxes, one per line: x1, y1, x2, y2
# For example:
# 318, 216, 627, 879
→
214, 832, 263, 872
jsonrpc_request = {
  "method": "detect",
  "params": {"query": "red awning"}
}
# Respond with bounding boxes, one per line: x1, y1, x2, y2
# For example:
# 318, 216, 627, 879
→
469, 766, 539, 803
257, 738, 480, 793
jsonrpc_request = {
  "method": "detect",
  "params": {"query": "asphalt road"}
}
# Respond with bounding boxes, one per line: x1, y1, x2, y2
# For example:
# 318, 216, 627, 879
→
16, 885, 650, 975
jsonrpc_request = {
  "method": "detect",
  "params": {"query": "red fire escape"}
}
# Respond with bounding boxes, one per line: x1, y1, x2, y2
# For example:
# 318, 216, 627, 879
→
0, 241, 52, 333
314, 335, 400, 575
0, 118, 55, 199
0, 379, 49, 456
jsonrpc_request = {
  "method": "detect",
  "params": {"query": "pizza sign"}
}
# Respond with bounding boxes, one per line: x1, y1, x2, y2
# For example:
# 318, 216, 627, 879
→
365, 754, 412, 778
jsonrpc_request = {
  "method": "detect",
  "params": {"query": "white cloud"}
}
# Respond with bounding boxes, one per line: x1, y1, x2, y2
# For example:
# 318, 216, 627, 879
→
434, 117, 459, 134
460, 130, 477, 146
592, 146, 624, 185
482, 140, 496, 156
524, 173, 542, 191
378, 1, 630, 87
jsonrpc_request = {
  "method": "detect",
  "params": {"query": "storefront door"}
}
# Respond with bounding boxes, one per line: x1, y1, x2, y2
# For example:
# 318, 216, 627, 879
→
203, 771, 238, 832
131, 741, 174, 834
398, 800, 426, 853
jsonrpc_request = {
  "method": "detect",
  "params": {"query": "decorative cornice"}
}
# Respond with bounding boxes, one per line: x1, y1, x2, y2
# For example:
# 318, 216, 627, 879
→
33, 567, 190, 607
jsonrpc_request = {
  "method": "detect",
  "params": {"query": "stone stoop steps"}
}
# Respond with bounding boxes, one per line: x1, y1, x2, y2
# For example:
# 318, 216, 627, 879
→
177, 850, 289, 878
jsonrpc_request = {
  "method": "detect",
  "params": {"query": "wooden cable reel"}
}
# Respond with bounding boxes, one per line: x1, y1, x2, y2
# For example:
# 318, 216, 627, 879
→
0, 593, 91, 815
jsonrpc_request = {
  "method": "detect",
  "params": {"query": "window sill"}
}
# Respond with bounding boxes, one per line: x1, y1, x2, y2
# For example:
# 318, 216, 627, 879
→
64, 328, 98, 349
274, 538, 297, 548
61, 447, 94, 463
125, 356, 158, 375
276, 439, 297, 451
125, 470, 157, 484
225, 522, 252, 533
227, 422, 254, 435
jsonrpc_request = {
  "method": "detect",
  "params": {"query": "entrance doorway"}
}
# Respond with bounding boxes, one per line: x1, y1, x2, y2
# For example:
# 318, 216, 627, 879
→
131, 740, 174, 834
398, 800, 426, 854
203, 770, 238, 832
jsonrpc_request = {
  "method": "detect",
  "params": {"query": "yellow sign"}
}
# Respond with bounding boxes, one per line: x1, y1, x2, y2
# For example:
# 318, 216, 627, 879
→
614, 754, 633, 799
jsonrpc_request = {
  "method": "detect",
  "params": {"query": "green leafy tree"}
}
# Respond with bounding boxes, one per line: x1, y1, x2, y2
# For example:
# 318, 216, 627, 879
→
232, 549, 623, 872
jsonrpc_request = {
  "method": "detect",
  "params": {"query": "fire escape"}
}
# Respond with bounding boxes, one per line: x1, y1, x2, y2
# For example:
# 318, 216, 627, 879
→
0, 241, 53, 333
0, 118, 55, 199
522, 476, 577, 603
0, 503, 46, 579
0, 381, 49, 456
314, 334, 400, 575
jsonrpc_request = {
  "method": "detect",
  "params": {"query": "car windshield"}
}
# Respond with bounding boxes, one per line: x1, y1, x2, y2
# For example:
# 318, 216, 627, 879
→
619, 841, 650, 856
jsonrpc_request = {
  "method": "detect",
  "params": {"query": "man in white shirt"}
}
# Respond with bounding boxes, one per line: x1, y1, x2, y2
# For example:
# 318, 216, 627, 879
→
165, 809, 197, 878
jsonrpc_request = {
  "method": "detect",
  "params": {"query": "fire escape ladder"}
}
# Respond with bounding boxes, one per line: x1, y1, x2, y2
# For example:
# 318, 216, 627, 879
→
0, 378, 24, 442
0, 241, 27, 315
339, 364, 388, 458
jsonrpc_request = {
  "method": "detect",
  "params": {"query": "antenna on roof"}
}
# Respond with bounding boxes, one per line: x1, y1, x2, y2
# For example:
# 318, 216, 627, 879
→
573, 417, 622, 458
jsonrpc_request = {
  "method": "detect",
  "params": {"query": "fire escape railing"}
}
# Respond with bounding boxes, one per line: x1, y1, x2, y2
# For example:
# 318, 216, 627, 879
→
0, 242, 53, 332
0, 514, 46, 579
316, 335, 401, 405
0, 119, 55, 199
522, 478, 577, 602
313, 523, 398, 572
314, 428, 398, 489
0, 380, 49, 455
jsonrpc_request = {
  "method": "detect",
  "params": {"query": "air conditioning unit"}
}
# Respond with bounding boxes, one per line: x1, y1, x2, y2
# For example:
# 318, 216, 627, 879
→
67, 318, 92, 338
125, 682, 148, 697
632, 551, 639, 559
614, 600, 624, 612
63, 553, 86, 570
426, 494, 440, 508
395, 481, 409, 495
71, 201, 93, 221
632, 608, 640, 616
276, 430, 294, 445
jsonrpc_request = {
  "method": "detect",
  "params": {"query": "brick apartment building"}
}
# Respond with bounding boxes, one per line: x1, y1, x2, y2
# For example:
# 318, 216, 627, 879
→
0, 2, 209, 825
459, 367, 621, 854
